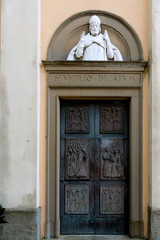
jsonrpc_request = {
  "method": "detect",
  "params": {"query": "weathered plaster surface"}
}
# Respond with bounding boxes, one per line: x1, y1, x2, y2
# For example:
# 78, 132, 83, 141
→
0, 208, 41, 240
148, 1, 160, 239
149, 0, 160, 209
149, 207, 160, 240
0, 0, 40, 208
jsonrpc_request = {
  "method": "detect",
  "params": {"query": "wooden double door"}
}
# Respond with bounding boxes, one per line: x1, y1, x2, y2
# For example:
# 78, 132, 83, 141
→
60, 100, 129, 234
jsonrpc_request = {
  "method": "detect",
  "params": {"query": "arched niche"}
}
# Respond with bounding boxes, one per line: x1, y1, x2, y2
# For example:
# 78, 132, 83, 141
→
47, 11, 143, 61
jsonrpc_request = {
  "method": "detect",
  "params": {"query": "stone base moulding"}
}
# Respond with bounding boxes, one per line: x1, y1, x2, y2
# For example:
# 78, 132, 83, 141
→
0, 208, 41, 240
149, 206, 160, 240
129, 220, 144, 238
43, 61, 147, 239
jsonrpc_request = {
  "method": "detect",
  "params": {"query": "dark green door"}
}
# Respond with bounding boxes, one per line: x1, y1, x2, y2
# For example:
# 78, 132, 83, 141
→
60, 100, 129, 234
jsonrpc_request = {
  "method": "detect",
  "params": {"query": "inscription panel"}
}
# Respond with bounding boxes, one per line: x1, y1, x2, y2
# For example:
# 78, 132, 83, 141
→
65, 138, 89, 180
101, 104, 124, 133
49, 73, 141, 87
65, 185, 89, 214
101, 139, 124, 179
66, 104, 89, 133
100, 185, 124, 214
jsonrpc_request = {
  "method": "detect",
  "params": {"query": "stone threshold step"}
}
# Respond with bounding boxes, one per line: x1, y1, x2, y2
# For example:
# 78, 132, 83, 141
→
47, 235, 143, 240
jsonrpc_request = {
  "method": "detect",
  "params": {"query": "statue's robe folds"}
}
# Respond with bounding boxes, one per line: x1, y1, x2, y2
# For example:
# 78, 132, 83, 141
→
67, 33, 123, 61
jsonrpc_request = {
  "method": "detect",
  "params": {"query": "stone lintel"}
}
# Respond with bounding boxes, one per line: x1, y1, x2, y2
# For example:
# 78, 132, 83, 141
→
42, 61, 147, 88
42, 61, 147, 72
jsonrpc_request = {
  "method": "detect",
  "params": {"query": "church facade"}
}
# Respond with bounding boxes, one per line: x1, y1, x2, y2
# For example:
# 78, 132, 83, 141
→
0, 0, 160, 239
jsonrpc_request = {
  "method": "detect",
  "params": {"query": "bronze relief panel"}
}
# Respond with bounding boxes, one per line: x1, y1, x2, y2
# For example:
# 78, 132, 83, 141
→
100, 185, 124, 215
100, 139, 124, 179
65, 138, 89, 180
66, 104, 89, 133
65, 185, 89, 214
101, 104, 124, 133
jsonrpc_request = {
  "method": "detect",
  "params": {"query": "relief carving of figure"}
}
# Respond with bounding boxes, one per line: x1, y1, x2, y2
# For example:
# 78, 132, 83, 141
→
66, 105, 89, 133
66, 186, 89, 214
101, 186, 124, 214
101, 106, 124, 132
102, 148, 112, 178
66, 140, 89, 179
67, 15, 123, 61
102, 141, 124, 178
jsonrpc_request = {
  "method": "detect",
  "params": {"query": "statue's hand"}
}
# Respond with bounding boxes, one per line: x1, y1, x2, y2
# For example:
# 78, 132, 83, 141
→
77, 31, 86, 47
75, 32, 86, 58
80, 31, 86, 41
103, 29, 109, 41
104, 29, 113, 49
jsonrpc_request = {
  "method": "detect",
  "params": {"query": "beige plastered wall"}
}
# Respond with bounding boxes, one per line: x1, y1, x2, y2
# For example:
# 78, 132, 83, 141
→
40, 0, 149, 238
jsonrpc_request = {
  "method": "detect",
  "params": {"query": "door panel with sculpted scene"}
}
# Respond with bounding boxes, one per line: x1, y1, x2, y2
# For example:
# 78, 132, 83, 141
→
60, 100, 129, 234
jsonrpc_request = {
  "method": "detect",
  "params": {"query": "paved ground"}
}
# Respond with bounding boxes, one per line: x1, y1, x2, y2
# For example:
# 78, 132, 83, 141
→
49, 235, 143, 240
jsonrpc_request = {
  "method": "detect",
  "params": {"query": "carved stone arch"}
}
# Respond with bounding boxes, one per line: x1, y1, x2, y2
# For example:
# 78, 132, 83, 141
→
47, 11, 143, 61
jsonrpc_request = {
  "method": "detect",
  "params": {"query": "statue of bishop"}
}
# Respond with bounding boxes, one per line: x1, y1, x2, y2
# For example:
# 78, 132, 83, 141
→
67, 15, 123, 61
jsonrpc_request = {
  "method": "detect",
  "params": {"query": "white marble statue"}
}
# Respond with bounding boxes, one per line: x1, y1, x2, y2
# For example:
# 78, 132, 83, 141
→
67, 15, 123, 61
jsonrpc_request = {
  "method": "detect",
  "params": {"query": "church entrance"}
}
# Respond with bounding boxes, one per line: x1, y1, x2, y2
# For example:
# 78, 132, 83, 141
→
60, 100, 129, 235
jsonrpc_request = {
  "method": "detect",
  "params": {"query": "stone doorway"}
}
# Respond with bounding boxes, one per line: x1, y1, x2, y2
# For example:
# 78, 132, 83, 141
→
43, 61, 146, 238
